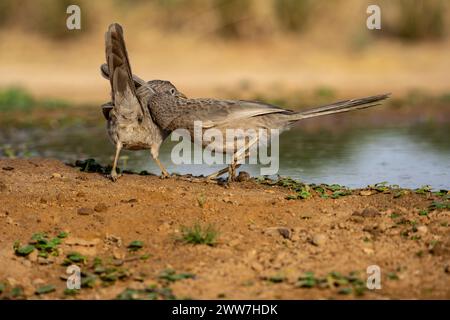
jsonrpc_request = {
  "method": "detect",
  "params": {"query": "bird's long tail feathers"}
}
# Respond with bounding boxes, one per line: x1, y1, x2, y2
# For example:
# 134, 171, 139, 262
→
290, 93, 391, 121
105, 23, 144, 115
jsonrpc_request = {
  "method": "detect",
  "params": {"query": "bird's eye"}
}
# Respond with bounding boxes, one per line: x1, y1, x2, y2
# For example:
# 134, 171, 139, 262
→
170, 88, 176, 95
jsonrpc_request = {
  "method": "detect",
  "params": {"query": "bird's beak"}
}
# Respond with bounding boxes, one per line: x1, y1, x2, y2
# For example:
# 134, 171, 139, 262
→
179, 92, 187, 99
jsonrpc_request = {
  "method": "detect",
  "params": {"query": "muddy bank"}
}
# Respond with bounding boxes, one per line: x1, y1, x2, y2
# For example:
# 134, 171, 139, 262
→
0, 159, 448, 299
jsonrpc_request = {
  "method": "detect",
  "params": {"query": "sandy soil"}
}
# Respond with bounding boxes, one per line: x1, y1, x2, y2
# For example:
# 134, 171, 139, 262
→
0, 159, 449, 300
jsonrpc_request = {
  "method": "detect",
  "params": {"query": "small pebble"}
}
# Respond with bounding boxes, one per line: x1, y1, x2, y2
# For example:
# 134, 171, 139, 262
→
94, 203, 108, 212
277, 227, 292, 240
121, 198, 138, 203
229, 239, 241, 247
236, 171, 250, 182
417, 225, 428, 234
77, 207, 93, 215
311, 234, 327, 246
263, 227, 292, 239
354, 207, 381, 218
251, 262, 264, 272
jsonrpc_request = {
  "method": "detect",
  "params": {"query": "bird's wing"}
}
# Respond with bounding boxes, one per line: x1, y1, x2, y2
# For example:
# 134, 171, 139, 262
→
167, 99, 293, 130
105, 23, 144, 118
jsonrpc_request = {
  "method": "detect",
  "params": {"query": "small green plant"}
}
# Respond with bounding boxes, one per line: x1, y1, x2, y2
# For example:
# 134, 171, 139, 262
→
63, 252, 87, 265
433, 190, 449, 197
296, 271, 366, 296
0, 282, 5, 294
331, 189, 352, 199
297, 272, 316, 288
158, 269, 195, 282
429, 200, 449, 211
13, 232, 65, 258
35, 285, 55, 295
369, 182, 390, 193
57, 231, 68, 239
393, 189, 407, 198
80, 273, 97, 288
10, 286, 24, 298
13, 243, 35, 256
265, 274, 286, 283
140, 253, 151, 261
127, 240, 144, 251
99, 267, 130, 283
387, 272, 399, 280
64, 288, 79, 296
390, 213, 401, 219
180, 223, 218, 246
415, 185, 432, 194
116, 286, 176, 300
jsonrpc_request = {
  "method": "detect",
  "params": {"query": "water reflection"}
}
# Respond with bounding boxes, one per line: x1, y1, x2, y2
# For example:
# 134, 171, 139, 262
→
0, 122, 448, 189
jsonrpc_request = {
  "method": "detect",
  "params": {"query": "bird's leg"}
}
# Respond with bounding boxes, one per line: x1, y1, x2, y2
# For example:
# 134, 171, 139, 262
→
228, 157, 239, 183
150, 146, 169, 178
227, 136, 259, 182
206, 166, 231, 180
207, 136, 258, 182
109, 142, 122, 182
155, 157, 170, 178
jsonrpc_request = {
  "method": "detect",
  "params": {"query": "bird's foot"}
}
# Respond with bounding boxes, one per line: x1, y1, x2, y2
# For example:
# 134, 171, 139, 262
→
204, 176, 220, 184
107, 171, 121, 182
171, 174, 219, 184
159, 172, 170, 179
227, 167, 237, 183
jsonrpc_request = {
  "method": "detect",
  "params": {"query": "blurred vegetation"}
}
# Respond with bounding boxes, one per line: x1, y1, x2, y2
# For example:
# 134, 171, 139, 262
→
0, 87, 68, 112
0, 0, 88, 39
383, 0, 447, 41
214, 0, 252, 38
0, 0, 448, 42
0, 87, 34, 111
274, 0, 312, 32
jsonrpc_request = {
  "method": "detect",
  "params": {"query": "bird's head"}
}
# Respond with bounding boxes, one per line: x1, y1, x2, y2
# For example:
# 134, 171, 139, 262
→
147, 80, 187, 99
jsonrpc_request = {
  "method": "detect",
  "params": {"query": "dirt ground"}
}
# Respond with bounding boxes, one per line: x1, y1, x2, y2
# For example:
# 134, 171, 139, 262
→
0, 158, 449, 300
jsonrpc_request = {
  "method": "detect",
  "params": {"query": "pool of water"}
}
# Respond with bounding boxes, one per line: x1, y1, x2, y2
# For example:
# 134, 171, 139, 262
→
1, 122, 449, 190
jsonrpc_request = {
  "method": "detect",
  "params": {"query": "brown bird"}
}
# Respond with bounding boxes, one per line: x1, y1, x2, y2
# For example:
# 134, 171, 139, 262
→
147, 87, 390, 181
101, 23, 169, 181
101, 23, 390, 182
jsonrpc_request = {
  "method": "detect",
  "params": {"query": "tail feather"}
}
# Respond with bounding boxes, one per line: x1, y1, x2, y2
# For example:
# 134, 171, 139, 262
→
105, 23, 145, 117
105, 23, 134, 102
291, 93, 390, 120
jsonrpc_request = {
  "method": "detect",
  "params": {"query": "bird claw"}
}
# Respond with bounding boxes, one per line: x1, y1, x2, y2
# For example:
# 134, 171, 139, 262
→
160, 172, 171, 179
107, 172, 121, 182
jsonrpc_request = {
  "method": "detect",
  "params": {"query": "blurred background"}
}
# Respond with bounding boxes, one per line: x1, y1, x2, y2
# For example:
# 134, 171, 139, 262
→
0, 0, 449, 189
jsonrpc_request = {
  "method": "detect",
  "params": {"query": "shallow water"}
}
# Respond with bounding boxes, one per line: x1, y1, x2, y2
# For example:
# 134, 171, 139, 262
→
1, 122, 449, 190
